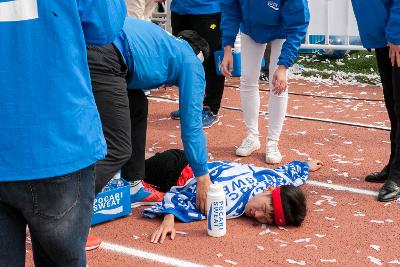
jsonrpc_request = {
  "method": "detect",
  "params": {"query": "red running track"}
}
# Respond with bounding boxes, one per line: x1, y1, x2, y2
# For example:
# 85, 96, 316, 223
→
26, 77, 400, 267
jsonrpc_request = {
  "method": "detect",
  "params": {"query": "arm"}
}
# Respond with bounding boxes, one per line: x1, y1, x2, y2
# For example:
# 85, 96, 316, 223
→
386, 0, 400, 67
151, 214, 176, 244
220, 0, 242, 48
273, 160, 310, 186
178, 59, 211, 214
278, 0, 310, 68
78, 0, 127, 45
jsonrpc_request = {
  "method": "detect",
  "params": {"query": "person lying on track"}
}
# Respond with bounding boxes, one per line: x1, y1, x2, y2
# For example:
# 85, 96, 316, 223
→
140, 149, 323, 244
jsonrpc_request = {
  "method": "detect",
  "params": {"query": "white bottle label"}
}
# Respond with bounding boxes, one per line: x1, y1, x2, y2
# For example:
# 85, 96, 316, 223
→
207, 198, 226, 237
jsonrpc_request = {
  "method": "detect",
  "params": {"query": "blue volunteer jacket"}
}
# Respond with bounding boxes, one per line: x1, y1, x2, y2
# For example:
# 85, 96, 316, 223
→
0, 1, 126, 181
143, 160, 309, 222
171, 0, 221, 15
221, 0, 309, 68
113, 18, 208, 177
352, 0, 400, 49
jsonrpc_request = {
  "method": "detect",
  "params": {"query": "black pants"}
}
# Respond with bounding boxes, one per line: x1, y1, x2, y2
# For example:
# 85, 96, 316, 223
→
87, 45, 148, 194
171, 12, 225, 114
376, 47, 400, 182
144, 149, 188, 192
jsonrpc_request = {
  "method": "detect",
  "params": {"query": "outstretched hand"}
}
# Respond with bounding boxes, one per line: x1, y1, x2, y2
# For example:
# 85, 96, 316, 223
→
151, 214, 176, 244
308, 159, 323, 171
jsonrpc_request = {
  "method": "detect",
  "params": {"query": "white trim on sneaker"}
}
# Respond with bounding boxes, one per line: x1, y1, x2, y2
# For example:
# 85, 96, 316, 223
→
235, 134, 261, 157
265, 140, 282, 164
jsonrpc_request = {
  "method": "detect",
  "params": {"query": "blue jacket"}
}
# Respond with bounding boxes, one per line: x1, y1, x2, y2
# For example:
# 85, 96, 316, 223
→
171, 0, 221, 15
221, 0, 310, 68
113, 18, 208, 177
352, 0, 400, 49
0, 1, 126, 181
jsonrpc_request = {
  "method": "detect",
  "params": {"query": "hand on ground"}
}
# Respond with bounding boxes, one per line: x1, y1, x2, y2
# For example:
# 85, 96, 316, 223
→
308, 159, 323, 171
150, 214, 176, 244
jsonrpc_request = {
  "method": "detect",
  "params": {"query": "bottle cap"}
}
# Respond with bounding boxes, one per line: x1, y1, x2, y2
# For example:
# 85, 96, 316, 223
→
209, 182, 223, 193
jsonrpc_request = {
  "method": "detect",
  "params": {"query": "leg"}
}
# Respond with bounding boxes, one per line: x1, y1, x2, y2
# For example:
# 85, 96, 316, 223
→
260, 43, 272, 80
125, 0, 145, 19
267, 39, 288, 142
26, 166, 95, 266
375, 47, 400, 201
87, 45, 131, 194
190, 13, 226, 115
144, 149, 188, 192
239, 33, 266, 137
0, 201, 26, 267
389, 61, 400, 181
171, 12, 191, 36
121, 90, 148, 182
235, 33, 266, 157
366, 48, 394, 183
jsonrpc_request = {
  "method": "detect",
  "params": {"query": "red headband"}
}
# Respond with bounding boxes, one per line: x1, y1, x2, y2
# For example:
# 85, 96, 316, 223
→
272, 187, 286, 226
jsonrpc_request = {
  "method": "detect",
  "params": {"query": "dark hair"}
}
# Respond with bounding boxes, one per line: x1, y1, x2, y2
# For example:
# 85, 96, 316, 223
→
280, 185, 307, 226
177, 30, 210, 62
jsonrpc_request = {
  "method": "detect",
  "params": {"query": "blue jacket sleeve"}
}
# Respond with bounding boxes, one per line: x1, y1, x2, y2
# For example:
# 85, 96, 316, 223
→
220, 0, 242, 47
178, 58, 209, 177
386, 0, 400, 45
279, 0, 310, 68
78, 0, 127, 45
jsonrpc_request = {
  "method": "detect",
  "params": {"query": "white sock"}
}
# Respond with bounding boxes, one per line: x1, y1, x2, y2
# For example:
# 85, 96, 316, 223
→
130, 180, 143, 195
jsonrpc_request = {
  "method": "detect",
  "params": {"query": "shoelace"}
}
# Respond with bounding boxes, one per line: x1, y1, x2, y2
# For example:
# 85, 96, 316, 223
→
267, 142, 279, 154
240, 137, 256, 149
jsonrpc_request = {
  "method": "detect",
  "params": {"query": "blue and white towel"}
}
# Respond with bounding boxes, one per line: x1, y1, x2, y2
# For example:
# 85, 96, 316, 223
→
142, 161, 309, 222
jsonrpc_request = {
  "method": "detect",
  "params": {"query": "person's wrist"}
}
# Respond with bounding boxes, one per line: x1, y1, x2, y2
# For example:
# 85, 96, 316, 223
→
164, 214, 174, 221
224, 45, 233, 53
197, 173, 210, 182
278, 65, 287, 70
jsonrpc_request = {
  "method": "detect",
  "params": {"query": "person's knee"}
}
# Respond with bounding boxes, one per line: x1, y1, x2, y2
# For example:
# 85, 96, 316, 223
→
110, 145, 132, 166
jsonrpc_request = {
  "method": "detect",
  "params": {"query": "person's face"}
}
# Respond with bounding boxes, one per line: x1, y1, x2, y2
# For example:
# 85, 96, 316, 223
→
244, 190, 274, 224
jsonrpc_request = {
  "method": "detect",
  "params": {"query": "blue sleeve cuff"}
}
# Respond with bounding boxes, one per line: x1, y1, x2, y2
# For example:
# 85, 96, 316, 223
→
190, 163, 209, 177
222, 36, 236, 48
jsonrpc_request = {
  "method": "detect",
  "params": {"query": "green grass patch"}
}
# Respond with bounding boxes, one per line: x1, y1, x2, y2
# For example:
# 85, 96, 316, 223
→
294, 51, 380, 85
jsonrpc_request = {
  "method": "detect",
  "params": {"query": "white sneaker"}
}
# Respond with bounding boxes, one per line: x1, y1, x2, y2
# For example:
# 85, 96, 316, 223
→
265, 140, 282, 164
235, 134, 260, 157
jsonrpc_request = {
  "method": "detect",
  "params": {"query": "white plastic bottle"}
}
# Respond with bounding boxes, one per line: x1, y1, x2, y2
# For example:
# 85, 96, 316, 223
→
110, 171, 124, 188
207, 182, 226, 237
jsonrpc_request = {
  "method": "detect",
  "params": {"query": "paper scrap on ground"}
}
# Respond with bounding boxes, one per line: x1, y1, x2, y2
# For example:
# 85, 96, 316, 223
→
175, 231, 188, 235
294, 238, 311, 243
286, 259, 306, 265
320, 259, 337, 263
370, 245, 380, 251
224, 259, 238, 265
368, 256, 383, 266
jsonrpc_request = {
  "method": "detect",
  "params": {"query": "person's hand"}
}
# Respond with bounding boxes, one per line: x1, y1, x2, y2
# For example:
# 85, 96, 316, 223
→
272, 65, 288, 95
196, 173, 212, 215
221, 46, 234, 77
307, 159, 323, 172
150, 214, 176, 244
388, 42, 400, 67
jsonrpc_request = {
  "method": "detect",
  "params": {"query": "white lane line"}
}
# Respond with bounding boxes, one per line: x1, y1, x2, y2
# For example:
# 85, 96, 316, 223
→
306, 180, 378, 197
100, 242, 208, 267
